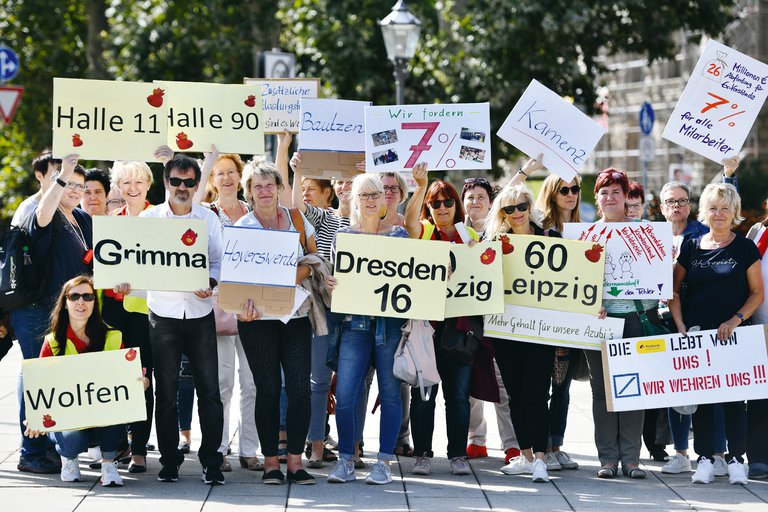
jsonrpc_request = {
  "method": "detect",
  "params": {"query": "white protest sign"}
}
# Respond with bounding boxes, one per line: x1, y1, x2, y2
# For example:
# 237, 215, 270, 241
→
662, 40, 768, 163
220, 226, 300, 287
485, 304, 625, 350
364, 103, 491, 171
298, 98, 371, 152
497, 79, 606, 181
562, 222, 673, 300
603, 325, 768, 412
243, 78, 320, 133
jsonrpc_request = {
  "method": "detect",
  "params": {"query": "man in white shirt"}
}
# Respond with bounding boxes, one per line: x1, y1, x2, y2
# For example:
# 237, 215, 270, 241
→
11, 150, 61, 228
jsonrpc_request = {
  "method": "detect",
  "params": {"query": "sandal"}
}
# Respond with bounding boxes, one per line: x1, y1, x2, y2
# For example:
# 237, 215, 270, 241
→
597, 464, 618, 479
322, 447, 338, 462
622, 465, 646, 479
239, 456, 265, 471
306, 458, 323, 469
394, 443, 414, 457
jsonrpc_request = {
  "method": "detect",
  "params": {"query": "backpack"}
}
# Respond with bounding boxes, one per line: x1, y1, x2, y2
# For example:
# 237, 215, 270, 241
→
393, 319, 441, 400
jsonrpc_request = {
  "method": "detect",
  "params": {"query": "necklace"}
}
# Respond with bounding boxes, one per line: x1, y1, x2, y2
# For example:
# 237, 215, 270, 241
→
709, 231, 734, 248
253, 208, 283, 230
219, 200, 245, 222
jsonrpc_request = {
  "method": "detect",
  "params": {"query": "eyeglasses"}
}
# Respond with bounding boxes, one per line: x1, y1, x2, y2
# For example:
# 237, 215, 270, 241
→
168, 177, 198, 188
383, 185, 401, 194
663, 198, 690, 207
66, 292, 96, 302
502, 202, 530, 214
65, 182, 85, 192
359, 192, 382, 201
626, 203, 644, 211
558, 185, 581, 196
107, 198, 126, 208
428, 198, 456, 209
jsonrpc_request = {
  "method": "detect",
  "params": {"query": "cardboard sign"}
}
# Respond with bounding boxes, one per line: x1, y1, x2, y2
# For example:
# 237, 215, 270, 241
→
220, 226, 300, 287
562, 222, 673, 300
364, 103, 492, 171
52, 78, 167, 161
298, 98, 371, 152
243, 78, 320, 133
23, 348, 146, 432
93, 216, 210, 292
603, 325, 768, 412
485, 304, 625, 350
501, 235, 605, 315
217, 282, 295, 316
497, 79, 606, 181
662, 40, 768, 163
158, 80, 264, 154
332, 233, 450, 321
295, 150, 365, 181
445, 242, 504, 318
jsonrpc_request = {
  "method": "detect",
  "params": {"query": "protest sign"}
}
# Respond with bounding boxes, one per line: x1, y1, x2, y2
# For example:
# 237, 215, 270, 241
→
298, 98, 371, 152
603, 325, 768, 412
662, 40, 768, 163
485, 304, 625, 350
501, 235, 605, 315
445, 242, 504, 317
93, 216, 210, 292
217, 282, 295, 316
243, 78, 320, 133
364, 103, 491, 171
497, 80, 606, 181
23, 348, 146, 432
220, 226, 299, 286
158, 80, 264, 154
332, 233, 450, 321
562, 222, 673, 300
52, 78, 167, 161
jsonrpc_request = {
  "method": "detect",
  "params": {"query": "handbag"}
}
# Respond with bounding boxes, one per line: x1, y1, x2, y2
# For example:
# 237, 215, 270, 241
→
393, 319, 441, 401
440, 316, 483, 365
213, 289, 238, 336
634, 301, 670, 336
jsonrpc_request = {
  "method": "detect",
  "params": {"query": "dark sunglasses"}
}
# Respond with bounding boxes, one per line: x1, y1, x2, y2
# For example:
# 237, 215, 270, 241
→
168, 177, 198, 188
66, 292, 96, 302
502, 202, 529, 214
429, 198, 456, 209
558, 185, 581, 196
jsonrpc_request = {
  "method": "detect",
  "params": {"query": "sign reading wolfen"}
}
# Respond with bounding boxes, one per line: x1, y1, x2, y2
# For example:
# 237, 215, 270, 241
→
364, 103, 491, 171
497, 80, 606, 181
562, 222, 673, 300
23, 348, 146, 432
603, 325, 768, 412
52, 78, 168, 161
445, 242, 504, 317
332, 234, 450, 321
93, 216, 210, 292
501, 235, 605, 315
158, 80, 264, 154
243, 78, 320, 133
662, 40, 768, 163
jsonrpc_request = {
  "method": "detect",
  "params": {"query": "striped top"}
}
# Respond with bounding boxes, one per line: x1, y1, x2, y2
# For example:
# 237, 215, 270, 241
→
303, 204, 350, 262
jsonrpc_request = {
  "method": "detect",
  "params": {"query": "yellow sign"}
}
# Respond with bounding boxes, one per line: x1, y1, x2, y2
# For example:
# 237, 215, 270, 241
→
637, 339, 667, 354
502, 235, 604, 315
23, 348, 146, 432
158, 80, 264, 154
93, 216, 210, 292
446, 242, 504, 317
332, 233, 450, 321
52, 78, 168, 161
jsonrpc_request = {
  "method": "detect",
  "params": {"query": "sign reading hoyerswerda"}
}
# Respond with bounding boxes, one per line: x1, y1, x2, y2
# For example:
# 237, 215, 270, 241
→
243, 78, 320, 133
93, 216, 210, 292
603, 325, 768, 412
23, 348, 146, 432
364, 103, 491, 171
52, 78, 168, 162
332, 234, 450, 321
220, 226, 300, 286
445, 242, 504, 318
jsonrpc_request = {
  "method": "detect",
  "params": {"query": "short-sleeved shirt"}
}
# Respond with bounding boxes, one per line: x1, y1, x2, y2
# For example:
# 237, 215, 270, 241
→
303, 204, 349, 262
677, 234, 760, 330
11, 195, 40, 227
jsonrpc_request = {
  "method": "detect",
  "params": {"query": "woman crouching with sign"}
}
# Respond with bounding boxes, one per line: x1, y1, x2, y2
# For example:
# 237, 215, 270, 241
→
25, 275, 148, 487
324, 174, 409, 485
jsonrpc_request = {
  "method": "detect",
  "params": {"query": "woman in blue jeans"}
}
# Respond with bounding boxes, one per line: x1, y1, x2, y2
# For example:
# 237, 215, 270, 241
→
325, 173, 407, 485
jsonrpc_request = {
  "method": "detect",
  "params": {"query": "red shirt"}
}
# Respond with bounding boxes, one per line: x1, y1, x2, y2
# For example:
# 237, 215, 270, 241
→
39, 326, 122, 357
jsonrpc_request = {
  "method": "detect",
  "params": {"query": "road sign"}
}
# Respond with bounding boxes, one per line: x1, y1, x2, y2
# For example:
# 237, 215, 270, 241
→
639, 102, 654, 135
638, 135, 655, 162
0, 47, 20, 82
0, 85, 23, 124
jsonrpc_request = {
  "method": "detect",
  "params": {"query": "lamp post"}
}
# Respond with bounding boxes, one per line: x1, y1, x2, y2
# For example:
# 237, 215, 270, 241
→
379, 1, 422, 105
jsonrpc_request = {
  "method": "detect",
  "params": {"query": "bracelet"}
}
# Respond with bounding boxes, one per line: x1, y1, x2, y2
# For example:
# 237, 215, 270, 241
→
518, 168, 528, 177
56, 177, 67, 188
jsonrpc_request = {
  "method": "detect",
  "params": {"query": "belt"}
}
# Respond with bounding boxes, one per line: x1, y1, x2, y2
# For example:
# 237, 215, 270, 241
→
608, 307, 658, 319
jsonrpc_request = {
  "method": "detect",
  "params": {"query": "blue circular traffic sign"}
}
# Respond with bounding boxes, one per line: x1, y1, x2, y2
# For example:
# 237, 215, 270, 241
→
0, 47, 20, 82
639, 102, 654, 135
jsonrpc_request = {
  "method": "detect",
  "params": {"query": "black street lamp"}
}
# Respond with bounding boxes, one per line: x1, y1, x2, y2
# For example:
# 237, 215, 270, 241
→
378, 1, 422, 105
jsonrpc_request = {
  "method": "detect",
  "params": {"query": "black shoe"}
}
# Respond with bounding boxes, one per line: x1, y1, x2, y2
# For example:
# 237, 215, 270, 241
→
128, 462, 146, 474
287, 469, 316, 485
146, 443, 156, 451
262, 469, 285, 485
17, 457, 60, 474
158, 464, 180, 482
179, 442, 191, 454
202, 465, 225, 485
650, 450, 669, 462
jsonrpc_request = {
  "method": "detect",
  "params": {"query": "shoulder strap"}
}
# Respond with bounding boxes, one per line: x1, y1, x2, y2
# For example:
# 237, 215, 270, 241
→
633, 300, 647, 315
288, 208, 316, 254
209, 203, 220, 217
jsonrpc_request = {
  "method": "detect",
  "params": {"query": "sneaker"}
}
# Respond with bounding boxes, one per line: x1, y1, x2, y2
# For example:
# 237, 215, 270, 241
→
158, 463, 180, 482
553, 450, 579, 470
87, 446, 102, 461
202, 464, 225, 485
366, 461, 393, 485
328, 459, 356, 483
504, 447, 521, 464
100, 461, 124, 487
466, 444, 487, 459
60, 456, 81, 482
544, 452, 562, 471
692, 458, 715, 484
713, 455, 728, 477
18, 456, 60, 475
728, 459, 748, 485
662, 454, 692, 474
412, 455, 431, 476
450, 456, 471, 476
531, 459, 549, 483
500, 455, 533, 475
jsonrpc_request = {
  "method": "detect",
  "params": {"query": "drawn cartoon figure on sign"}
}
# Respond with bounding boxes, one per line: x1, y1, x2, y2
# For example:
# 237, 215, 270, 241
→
604, 253, 618, 281
619, 252, 634, 279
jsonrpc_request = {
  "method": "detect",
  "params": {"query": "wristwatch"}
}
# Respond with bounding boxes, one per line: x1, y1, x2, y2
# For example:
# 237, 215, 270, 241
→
735, 312, 745, 323
56, 177, 67, 188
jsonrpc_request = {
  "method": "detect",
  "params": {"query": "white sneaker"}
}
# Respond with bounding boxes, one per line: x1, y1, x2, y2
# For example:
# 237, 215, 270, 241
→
692, 458, 715, 484
553, 450, 579, 470
412, 456, 431, 475
500, 455, 533, 475
531, 459, 549, 483
713, 455, 728, 477
662, 454, 692, 474
86, 446, 102, 461
728, 459, 748, 485
544, 452, 562, 471
101, 460, 124, 487
60, 456, 81, 482
365, 460, 393, 485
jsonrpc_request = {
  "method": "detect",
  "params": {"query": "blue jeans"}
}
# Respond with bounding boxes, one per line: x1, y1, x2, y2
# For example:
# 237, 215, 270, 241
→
669, 405, 727, 452
548, 349, 580, 448
50, 425, 125, 460
177, 355, 195, 432
336, 317, 403, 461
308, 310, 340, 442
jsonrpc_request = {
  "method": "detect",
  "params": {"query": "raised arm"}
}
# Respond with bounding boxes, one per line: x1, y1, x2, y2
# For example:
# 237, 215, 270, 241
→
36, 154, 78, 228
722, 156, 739, 191
508, 153, 544, 187
276, 130, 294, 207
405, 162, 428, 238
193, 144, 219, 204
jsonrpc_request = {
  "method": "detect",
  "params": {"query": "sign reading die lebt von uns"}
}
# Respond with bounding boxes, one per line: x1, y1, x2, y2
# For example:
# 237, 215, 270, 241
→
243, 78, 320, 133
662, 40, 768, 163
364, 103, 491, 172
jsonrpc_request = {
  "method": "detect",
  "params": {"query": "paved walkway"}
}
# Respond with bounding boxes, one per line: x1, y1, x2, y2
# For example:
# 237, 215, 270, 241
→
1, 343, 767, 511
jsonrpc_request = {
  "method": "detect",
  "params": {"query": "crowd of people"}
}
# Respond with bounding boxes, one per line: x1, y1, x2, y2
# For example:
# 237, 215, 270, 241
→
4, 140, 767, 492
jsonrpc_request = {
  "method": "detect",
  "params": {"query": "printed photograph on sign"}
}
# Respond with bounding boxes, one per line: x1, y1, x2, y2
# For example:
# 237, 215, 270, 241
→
460, 127, 486, 143
371, 129, 399, 147
243, 78, 319, 133
372, 148, 399, 166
